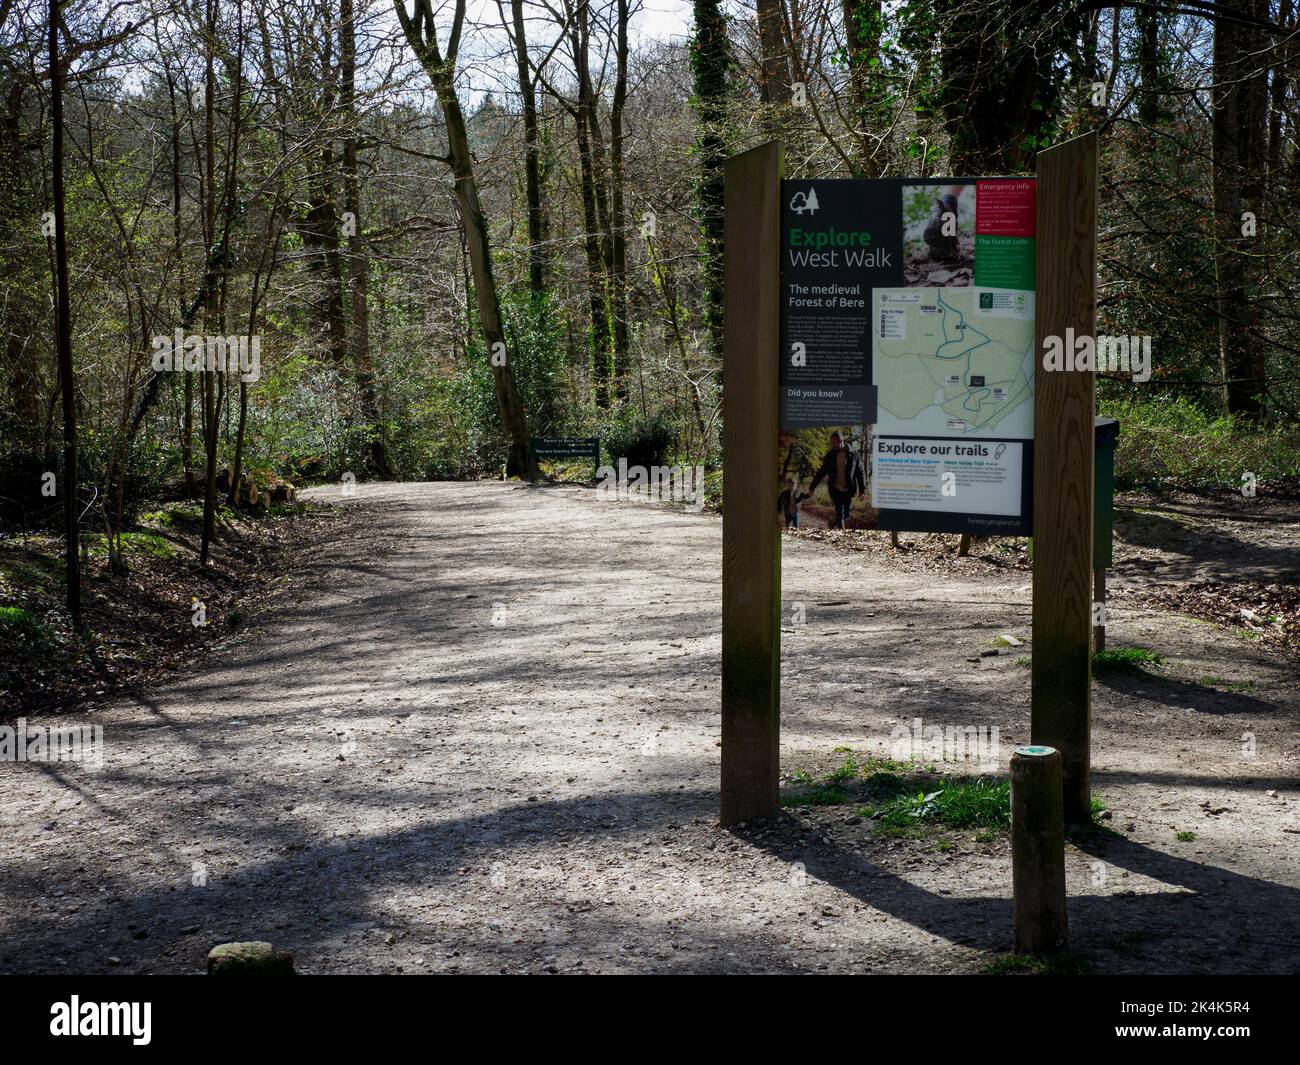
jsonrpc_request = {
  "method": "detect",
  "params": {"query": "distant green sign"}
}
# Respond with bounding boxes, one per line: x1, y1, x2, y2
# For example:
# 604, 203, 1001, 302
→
532, 437, 599, 460
532, 436, 600, 478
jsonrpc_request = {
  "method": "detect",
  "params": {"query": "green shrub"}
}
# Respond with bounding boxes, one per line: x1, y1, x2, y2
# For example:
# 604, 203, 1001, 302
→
1100, 394, 1300, 492
602, 409, 676, 470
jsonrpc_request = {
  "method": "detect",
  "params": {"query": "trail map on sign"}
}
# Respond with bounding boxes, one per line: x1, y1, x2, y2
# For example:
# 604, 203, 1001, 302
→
873, 287, 1034, 440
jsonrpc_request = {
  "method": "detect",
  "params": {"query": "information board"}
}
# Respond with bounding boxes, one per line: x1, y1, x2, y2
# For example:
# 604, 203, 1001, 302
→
779, 177, 1036, 535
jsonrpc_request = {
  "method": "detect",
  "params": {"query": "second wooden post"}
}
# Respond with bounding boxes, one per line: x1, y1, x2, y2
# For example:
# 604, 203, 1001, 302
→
1031, 131, 1098, 825
721, 141, 783, 827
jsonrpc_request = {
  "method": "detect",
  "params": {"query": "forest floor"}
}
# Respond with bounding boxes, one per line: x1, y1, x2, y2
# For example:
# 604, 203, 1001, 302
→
0, 481, 1296, 974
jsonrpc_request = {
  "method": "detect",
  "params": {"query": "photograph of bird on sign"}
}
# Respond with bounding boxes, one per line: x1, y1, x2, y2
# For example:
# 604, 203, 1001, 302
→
903, 183, 975, 286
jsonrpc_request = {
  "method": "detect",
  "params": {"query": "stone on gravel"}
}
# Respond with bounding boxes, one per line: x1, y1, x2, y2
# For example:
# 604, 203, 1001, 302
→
207, 941, 295, 976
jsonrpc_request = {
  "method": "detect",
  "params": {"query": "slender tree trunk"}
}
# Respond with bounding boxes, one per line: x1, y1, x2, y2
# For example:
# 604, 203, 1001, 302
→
1267, 0, 1292, 190
229, 205, 282, 507
690, 0, 730, 363
199, 0, 220, 565
609, 0, 630, 399
341, 0, 392, 478
1212, 0, 1268, 416
49, 0, 81, 629
572, 8, 613, 405
509, 0, 546, 299
201, 0, 245, 563
394, 0, 534, 477
165, 68, 197, 497
757, 0, 791, 104
1135, 5, 1162, 130
841, 0, 882, 174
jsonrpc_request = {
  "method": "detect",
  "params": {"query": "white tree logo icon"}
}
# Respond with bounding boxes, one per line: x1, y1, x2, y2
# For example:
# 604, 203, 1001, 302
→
789, 188, 820, 215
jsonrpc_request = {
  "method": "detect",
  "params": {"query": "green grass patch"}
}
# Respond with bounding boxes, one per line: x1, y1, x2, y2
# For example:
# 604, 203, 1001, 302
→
783, 762, 847, 806
1093, 645, 1164, 671
0, 605, 54, 645
1199, 676, 1255, 691
120, 531, 177, 559
146, 503, 204, 528
781, 755, 1011, 837
782, 755, 927, 809
825, 755, 863, 783
0, 545, 63, 597
982, 951, 1093, 976
858, 777, 1011, 837
1175, 830, 1196, 842
84, 531, 178, 561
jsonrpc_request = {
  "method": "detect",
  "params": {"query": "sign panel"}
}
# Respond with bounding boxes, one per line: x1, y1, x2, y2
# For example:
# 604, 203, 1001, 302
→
531, 436, 600, 460
779, 177, 1036, 535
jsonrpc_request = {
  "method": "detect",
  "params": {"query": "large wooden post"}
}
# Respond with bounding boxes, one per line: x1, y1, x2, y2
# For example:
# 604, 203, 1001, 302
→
721, 141, 783, 826
1032, 132, 1098, 825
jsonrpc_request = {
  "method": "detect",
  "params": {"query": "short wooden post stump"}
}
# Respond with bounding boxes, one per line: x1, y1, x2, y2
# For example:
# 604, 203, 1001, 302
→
1011, 745, 1068, 953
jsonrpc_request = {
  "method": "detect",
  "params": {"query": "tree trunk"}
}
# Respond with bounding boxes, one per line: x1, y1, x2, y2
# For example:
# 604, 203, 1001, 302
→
1212, 0, 1268, 416
166, 68, 197, 497
200, 0, 245, 564
199, 1, 218, 565
1135, 5, 1163, 130
841, 0, 882, 174
690, 0, 730, 364
510, 0, 547, 299
757, 0, 791, 104
1266, 0, 1292, 191
341, 0, 392, 478
609, 0, 630, 399
573, 7, 613, 406
49, 0, 81, 629
394, 0, 534, 478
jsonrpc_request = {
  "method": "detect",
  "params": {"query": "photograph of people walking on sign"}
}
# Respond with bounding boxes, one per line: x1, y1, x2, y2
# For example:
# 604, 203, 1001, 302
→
903, 182, 975, 286
778, 426, 871, 530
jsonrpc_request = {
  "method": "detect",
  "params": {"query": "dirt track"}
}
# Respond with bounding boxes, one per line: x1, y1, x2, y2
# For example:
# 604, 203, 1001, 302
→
1, 482, 1296, 974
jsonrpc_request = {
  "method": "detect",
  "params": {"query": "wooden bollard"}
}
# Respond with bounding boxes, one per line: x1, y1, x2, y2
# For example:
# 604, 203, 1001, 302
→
1011, 745, 1068, 953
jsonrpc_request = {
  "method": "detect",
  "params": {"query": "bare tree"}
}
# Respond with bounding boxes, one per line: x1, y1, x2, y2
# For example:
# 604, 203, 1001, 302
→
48, 0, 80, 627
394, 0, 535, 476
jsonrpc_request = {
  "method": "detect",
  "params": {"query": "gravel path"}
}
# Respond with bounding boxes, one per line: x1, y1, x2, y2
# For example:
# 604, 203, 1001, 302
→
1, 481, 1296, 974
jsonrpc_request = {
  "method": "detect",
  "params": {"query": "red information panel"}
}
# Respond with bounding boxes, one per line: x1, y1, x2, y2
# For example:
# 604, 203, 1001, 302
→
976, 180, 1036, 238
